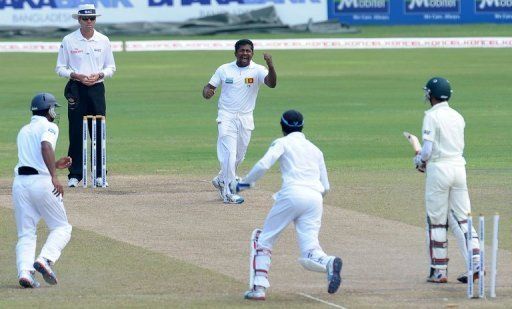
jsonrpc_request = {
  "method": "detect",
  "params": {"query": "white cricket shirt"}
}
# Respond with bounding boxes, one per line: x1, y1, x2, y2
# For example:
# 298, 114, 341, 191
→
243, 132, 330, 194
56, 29, 116, 81
209, 60, 268, 114
422, 102, 466, 165
14, 116, 59, 176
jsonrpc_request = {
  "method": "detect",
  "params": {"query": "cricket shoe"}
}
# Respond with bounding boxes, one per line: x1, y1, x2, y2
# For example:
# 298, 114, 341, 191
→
18, 271, 40, 288
224, 193, 244, 204
244, 287, 266, 300
212, 175, 224, 199
457, 268, 484, 284
33, 257, 58, 285
427, 268, 447, 283
68, 178, 79, 187
457, 258, 482, 283
327, 257, 343, 294
95, 177, 109, 187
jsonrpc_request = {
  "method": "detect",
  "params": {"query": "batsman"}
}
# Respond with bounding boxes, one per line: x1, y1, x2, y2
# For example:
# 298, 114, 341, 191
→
411, 77, 481, 284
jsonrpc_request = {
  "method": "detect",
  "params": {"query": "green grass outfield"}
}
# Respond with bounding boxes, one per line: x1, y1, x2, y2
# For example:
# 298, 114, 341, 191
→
1, 26, 511, 306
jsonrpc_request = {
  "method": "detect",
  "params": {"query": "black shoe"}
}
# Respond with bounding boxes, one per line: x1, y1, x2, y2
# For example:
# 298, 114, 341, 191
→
327, 257, 342, 294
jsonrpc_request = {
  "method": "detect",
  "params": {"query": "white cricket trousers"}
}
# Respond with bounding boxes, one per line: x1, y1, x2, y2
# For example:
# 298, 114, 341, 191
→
217, 116, 252, 195
425, 162, 479, 269
259, 186, 330, 260
12, 175, 72, 276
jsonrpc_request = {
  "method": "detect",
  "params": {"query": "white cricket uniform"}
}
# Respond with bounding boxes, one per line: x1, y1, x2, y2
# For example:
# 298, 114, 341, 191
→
243, 132, 333, 288
12, 116, 72, 277
421, 102, 479, 270
208, 60, 268, 196
56, 29, 116, 80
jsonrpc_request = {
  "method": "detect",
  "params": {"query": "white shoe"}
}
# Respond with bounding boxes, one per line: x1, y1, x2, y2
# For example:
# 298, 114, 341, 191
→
95, 177, 109, 187
427, 268, 447, 283
68, 178, 79, 187
33, 257, 58, 285
212, 175, 224, 199
244, 287, 266, 300
224, 193, 244, 204
18, 271, 40, 288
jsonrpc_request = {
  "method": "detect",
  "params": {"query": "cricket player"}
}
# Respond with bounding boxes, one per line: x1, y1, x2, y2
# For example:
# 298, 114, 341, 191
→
12, 93, 73, 288
231, 110, 342, 300
415, 77, 480, 283
202, 39, 277, 204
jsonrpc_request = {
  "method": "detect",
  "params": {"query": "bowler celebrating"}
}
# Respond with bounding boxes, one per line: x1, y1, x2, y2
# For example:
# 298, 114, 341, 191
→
203, 39, 277, 204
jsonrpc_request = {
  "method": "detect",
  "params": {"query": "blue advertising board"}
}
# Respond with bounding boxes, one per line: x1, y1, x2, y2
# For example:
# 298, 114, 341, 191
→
329, 0, 512, 24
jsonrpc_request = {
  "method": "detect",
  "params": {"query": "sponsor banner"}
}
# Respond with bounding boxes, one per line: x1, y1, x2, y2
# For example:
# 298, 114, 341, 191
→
3, 38, 512, 52
125, 38, 512, 51
329, 0, 512, 24
0, 41, 123, 52
0, 1, 326, 27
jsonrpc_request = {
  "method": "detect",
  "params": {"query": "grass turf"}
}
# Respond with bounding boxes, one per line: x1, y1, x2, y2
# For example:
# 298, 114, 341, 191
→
0, 27, 511, 305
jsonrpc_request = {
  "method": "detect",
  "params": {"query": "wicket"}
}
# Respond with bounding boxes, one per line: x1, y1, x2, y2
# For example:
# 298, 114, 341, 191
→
82, 115, 107, 188
466, 213, 500, 299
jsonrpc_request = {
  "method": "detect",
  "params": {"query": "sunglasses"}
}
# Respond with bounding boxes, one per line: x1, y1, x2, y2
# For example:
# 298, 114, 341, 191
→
80, 16, 96, 21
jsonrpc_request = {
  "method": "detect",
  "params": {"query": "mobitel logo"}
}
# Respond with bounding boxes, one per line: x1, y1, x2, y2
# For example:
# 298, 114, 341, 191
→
334, 0, 389, 13
405, 0, 460, 13
476, 0, 512, 12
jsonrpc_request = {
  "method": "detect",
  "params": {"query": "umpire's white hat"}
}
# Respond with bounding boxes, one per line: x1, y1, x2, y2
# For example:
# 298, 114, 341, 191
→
72, 4, 101, 19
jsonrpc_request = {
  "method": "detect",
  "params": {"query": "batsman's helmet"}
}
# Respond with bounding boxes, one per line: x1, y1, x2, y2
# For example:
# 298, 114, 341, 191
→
31, 92, 60, 119
424, 77, 452, 101
280, 109, 304, 134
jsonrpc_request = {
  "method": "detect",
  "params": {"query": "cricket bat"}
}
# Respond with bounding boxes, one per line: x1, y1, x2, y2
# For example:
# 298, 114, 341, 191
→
403, 131, 421, 154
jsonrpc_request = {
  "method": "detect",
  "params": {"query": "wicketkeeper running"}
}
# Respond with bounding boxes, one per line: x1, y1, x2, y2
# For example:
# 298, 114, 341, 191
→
231, 110, 342, 300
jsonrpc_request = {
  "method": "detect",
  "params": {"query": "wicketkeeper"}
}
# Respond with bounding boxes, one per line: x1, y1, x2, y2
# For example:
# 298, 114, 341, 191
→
231, 110, 342, 300
414, 77, 481, 283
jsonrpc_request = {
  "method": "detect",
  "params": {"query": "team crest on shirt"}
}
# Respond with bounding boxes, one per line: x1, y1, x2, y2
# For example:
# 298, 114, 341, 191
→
225, 77, 234, 84
245, 77, 254, 85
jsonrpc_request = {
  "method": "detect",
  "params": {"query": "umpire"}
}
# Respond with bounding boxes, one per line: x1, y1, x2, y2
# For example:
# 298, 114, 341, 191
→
55, 4, 116, 187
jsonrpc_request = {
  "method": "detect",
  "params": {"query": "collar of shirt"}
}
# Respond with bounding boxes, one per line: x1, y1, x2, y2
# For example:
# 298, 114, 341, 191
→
31, 115, 49, 123
75, 28, 99, 42
231, 60, 256, 70
426, 101, 449, 114
287, 131, 305, 139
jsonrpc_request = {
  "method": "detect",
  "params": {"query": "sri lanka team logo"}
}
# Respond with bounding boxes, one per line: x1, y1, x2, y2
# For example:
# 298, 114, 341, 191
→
245, 78, 254, 84
333, 0, 390, 14
405, 0, 460, 13
475, 0, 512, 13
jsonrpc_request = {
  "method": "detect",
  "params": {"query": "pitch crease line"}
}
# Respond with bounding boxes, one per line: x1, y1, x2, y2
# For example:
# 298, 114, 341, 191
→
297, 292, 347, 309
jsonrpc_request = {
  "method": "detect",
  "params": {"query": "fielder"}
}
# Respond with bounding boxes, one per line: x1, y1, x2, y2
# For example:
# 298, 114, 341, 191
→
202, 39, 277, 204
414, 77, 480, 283
231, 110, 342, 300
12, 93, 73, 288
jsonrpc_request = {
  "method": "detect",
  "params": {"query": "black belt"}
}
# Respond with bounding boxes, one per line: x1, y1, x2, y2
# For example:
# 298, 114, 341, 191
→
18, 166, 39, 175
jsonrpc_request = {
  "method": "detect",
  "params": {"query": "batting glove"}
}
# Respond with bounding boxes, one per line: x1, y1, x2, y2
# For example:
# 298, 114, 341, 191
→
413, 154, 427, 173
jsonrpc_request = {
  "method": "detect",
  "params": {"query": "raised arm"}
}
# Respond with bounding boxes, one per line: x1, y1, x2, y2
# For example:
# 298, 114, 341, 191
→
263, 53, 277, 88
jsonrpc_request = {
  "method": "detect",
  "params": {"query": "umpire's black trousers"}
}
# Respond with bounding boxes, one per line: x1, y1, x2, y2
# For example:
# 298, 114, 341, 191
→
65, 80, 106, 181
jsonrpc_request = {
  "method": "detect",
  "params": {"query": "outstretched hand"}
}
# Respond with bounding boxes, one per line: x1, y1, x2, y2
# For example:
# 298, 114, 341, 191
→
229, 179, 252, 193
56, 156, 72, 169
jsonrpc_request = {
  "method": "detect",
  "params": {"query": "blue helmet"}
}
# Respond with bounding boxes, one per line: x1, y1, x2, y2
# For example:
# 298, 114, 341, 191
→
30, 92, 60, 119
31, 92, 60, 111
424, 77, 452, 101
